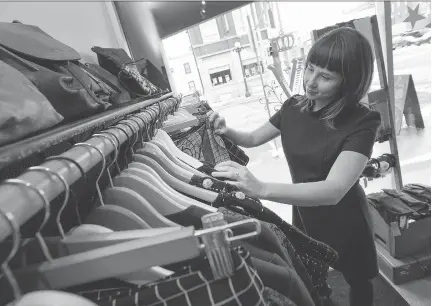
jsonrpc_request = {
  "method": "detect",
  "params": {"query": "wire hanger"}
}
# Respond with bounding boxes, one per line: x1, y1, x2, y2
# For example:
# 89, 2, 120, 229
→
91, 133, 119, 187
125, 164, 217, 211
73, 142, 105, 204
72, 142, 150, 231
44, 155, 87, 225
131, 155, 218, 205
95, 131, 121, 174
26, 167, 69, 238
113, 172, 186, 216
151, 137, 205, 176
28, 158, 178, 286
138, 131, 195, 182
118, 120, 139, 158
127, 115, 146, 149
1, 211, 261, 295
139, 140, 204, 181
154, 129, 203, 169
1, 179, 52, 261
110, 125, 130, 165
0, 208, 98, 306
94, 131, 180, 225
0, 209, 21, 301
138, 106, 205, 177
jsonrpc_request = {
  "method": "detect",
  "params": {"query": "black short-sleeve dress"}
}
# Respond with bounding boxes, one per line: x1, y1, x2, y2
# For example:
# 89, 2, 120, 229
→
269, 95, 381, 280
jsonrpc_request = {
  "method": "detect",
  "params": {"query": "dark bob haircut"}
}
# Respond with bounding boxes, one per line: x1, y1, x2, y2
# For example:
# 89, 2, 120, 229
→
295, 27, 374, 129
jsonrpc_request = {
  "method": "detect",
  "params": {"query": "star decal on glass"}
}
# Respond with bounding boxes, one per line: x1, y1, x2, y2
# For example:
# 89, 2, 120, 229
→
403, 4, 426, 29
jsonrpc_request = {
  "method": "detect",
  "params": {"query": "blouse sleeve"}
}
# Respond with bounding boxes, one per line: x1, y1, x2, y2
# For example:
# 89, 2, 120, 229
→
269, 96, 299, 130
269, 108, 282, 130
341, 110, 381, 158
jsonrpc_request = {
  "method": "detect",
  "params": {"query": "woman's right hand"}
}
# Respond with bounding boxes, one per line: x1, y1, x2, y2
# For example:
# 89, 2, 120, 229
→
208, 111, 228, 135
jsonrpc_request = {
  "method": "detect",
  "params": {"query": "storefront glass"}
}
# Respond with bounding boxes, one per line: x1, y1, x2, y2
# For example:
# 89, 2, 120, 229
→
162, 2, 431, 221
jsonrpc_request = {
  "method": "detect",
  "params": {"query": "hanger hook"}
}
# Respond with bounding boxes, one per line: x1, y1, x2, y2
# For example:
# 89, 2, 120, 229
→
26, 167, 69, 239
91, 134, 118, 188
143, 109, 155, 141
127, 116, 145, 148
44, 156, 85, 225
0, 209, 22, 301
73, 143, 106, 206
132, 113, 149, 149
109, 125, 131, 165
137, 112, 152, 142
152, 104, 162, 138
147, 106, 159, 138
119, 121, 138, 155
98, 131, 121, 174
155, 101, 162, 132
126, 119, 141, 147
1, 179, 53, 261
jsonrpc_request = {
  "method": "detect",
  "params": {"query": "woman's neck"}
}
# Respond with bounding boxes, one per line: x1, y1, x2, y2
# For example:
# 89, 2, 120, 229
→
311, 99, 332, 112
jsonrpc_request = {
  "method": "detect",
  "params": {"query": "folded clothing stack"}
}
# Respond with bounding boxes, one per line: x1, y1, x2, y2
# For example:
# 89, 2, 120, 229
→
367, 184, 431, 225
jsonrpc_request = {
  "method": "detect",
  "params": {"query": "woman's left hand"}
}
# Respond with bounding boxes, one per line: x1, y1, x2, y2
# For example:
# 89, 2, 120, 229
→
211, 161, 266, 198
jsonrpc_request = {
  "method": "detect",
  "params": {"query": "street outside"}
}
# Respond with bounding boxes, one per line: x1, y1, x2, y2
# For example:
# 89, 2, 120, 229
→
211, 44, 431, 223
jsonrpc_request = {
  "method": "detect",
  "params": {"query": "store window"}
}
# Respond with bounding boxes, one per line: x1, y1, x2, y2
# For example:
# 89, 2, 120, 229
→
209, 68, 232, 86
200, 19, 220, 44
232, 8, 246, 34
188, 80, 196, 91
243, 62, 264, 78
260, 29, 269, 40
184, 63, 191, 74
223, 15, 230, 33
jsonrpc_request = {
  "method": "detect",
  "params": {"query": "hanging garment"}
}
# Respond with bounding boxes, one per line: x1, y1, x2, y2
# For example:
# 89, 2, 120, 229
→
189, 175, 239, 193
209, 190, 339, 295
196, 162, 218, 176
265, 222, 323, 306
165, 205, 318, 306
172, 114, 250, 167
163, 250, 311, 306
165, 205, 295, 273
185, 168, 332, 303
250, 257, 314, 306
188, 163, 337, 273
263, 287, 298, 306
77, 248, 268, 306
217, 207, 323, 306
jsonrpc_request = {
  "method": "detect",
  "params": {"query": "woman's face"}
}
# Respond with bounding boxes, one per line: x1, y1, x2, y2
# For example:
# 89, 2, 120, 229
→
303, 63, 343, 103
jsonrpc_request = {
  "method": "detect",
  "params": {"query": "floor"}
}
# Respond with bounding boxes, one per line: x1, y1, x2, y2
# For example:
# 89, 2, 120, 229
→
326, 270, 409, 306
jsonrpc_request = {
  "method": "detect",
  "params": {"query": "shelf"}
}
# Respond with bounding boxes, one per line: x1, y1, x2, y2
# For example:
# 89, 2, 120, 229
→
0, 93, 173, 171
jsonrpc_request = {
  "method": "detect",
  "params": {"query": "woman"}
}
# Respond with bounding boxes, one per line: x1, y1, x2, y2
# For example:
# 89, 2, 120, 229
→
209, 27, 381, 306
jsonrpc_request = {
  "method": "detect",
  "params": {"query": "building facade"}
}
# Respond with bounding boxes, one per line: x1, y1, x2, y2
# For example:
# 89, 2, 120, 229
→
181, 3, 287, 104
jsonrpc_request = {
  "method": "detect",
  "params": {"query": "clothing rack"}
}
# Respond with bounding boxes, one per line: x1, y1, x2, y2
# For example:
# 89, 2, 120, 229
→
0, 93, 173, 171
0, 93, 179, 243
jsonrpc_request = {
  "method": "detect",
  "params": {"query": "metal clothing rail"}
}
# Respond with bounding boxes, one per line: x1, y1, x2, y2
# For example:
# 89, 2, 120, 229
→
0, 92, 173, 171
0, 95, 178, 243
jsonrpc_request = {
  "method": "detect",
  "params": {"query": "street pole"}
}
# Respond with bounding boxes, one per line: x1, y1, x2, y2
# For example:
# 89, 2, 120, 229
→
246, 15, 280, 157
236, 49, 251, 97
187, 29, 205, 97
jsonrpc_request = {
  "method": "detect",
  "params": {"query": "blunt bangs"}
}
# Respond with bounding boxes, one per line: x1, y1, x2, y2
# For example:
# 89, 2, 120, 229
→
307, 34, 346, 77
